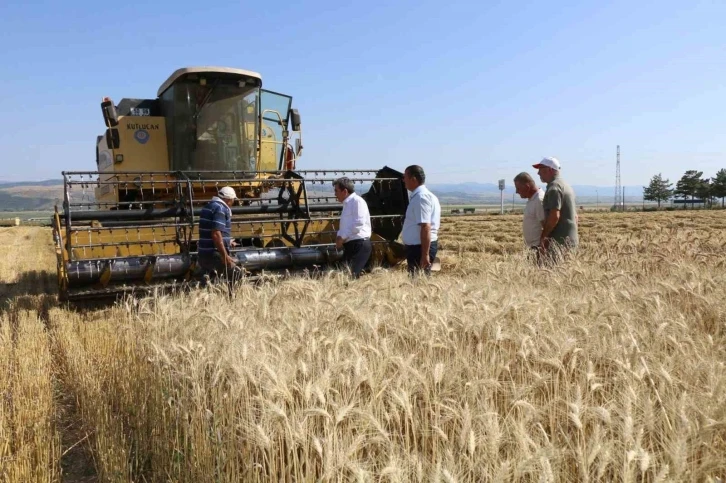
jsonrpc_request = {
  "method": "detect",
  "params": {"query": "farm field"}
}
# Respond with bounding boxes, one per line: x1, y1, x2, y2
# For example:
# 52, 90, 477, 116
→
1, 211, 725, 482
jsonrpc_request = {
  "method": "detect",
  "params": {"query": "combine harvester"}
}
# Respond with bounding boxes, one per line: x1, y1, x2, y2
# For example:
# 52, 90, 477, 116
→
53, 67, 409, 302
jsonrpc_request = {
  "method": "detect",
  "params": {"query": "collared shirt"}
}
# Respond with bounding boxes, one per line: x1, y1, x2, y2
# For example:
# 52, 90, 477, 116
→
543, 175, 579, 247
523, 188, 545, 247
402, 185, 441, 245
198, 196, 232, 255
337, 192, 371, 242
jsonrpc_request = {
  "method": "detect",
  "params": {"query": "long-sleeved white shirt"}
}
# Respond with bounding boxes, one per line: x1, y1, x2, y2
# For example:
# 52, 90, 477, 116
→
337, 192, 372, 242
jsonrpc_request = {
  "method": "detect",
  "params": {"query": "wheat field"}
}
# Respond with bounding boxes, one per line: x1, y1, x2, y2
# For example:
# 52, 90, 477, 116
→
1, 211, 725, 482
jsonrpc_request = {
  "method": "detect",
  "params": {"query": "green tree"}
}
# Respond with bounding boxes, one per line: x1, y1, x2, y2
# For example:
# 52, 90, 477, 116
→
642, 173, 674, 208
695, 178, 713, 208
674, 170, 703, 209
712, 168, 726, 208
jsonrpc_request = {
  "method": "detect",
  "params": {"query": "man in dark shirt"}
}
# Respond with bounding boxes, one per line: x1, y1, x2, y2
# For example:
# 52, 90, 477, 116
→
533, 157, 579, 261
197, 186, 240, 281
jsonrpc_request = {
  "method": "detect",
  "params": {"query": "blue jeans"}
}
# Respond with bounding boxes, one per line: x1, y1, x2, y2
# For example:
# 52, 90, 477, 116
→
405, 241, 438, 276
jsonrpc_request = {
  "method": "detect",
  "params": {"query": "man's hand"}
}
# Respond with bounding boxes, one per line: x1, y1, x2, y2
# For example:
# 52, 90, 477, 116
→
540, 208, 560, 249
539, 236, 550, 251
335, 236, 344, 250
420, 252, 431, 270
230, 239, 238, 248
225, 254, 237, 267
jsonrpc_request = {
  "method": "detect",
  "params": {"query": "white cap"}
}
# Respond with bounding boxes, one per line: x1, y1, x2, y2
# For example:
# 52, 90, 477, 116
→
532, 156, 561, 171
218, 186, 238, 200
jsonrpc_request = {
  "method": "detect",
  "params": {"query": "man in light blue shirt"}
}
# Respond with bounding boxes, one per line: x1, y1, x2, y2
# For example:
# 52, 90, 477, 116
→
402, 165, 440, 275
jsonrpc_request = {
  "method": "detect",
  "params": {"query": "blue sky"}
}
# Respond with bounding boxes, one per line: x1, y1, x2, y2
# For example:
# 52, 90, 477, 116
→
0, 0, 724, 186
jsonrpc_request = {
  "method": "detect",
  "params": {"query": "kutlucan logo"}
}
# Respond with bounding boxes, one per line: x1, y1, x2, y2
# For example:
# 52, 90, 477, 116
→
134, 129, 150, 144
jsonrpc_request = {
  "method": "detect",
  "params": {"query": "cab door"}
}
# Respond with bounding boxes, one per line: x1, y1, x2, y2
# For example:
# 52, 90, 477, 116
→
259, 90, 292, 171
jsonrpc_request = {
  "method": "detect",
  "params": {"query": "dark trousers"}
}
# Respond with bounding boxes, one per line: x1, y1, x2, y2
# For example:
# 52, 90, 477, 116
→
529, 241, 576, 267
405, 241, 438, 276
342, 238, 372, 278
197, 252, 242, 284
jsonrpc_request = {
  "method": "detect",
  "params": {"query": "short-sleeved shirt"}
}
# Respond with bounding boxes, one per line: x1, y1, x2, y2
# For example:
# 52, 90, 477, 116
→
543, 176, 578, 247
198, 197, 232, 255
402, 185, 441, 245
523, 188, 545, 247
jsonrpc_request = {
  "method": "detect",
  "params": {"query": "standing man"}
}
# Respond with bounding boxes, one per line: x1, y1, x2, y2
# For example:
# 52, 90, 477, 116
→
402, 165, 441, 276
514, 172, 545, 251
197, 186, 240, 282
533, 157, 579, 258
334, 177, 372, 278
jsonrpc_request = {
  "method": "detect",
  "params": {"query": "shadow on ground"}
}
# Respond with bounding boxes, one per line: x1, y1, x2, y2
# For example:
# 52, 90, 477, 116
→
0, 269, 58, 319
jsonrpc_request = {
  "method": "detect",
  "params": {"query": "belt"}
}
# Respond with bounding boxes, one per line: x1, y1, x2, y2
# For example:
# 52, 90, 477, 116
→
405, 240, 438, 247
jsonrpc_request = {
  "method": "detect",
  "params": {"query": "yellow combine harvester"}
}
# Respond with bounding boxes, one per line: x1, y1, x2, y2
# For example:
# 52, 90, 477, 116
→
52, 66, 408, 301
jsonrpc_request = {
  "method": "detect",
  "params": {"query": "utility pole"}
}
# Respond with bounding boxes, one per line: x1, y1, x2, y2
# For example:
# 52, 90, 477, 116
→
498, 179, 505, 214
614, 145, 622, 211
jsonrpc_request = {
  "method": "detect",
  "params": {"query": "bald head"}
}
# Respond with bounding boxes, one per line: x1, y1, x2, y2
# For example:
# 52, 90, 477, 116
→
514, 172, 538, 199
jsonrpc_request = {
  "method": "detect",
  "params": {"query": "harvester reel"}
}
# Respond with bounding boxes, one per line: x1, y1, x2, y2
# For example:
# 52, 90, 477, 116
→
54, 168, 408, 302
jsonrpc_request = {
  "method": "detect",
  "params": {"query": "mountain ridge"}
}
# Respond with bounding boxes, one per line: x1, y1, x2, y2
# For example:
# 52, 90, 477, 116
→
0, 179, 647, 211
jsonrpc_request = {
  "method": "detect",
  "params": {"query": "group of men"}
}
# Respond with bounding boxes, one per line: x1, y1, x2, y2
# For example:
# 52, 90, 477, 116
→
515, 156, 579, 262
196, 157, 577, 282
331, 164, 442, 278
196, 164, 441, 281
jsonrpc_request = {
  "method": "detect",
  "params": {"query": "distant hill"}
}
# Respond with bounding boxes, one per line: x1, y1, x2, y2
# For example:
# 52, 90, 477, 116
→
0, 180, 64, 212
0, 178, 647, 211
0, 179, 63, 188
428, 181, 644, 197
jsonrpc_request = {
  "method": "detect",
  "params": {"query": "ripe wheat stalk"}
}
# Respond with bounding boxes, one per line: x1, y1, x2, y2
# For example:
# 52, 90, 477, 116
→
0, 210, 725, 481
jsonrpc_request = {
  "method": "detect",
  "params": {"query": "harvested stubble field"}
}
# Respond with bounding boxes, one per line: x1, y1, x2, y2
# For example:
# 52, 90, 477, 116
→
1, 211, 725, 482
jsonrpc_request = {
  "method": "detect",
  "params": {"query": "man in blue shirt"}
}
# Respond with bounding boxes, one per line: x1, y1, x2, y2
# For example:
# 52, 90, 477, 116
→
197, 186, 240, 281
402, 165, 441, 276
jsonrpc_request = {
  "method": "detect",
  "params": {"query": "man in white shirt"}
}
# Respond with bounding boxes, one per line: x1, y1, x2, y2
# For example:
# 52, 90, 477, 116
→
514, 172, 545, 253
401, 165, 441, 276
334, 177, 372, 278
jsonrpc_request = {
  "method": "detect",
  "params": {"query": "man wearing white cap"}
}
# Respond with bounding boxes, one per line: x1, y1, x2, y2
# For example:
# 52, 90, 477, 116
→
532, 157, 578, 256
197, 186, 241, 281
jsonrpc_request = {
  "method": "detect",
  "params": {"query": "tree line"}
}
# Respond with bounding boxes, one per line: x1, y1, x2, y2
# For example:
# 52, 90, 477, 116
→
643, 169, 726, 208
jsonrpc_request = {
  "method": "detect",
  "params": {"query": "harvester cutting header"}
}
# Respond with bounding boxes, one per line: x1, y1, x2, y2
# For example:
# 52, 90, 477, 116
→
53, 66, 408, 301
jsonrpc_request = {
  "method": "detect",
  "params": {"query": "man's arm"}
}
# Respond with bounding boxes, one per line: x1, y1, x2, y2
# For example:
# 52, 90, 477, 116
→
336, 202, 353, 250
212, 230, 237, 267
540, 188, 562, 246
536, 198, 546, 228
541, 209, 560, 239
418, 196, 434, 268
420, 222, 432, 268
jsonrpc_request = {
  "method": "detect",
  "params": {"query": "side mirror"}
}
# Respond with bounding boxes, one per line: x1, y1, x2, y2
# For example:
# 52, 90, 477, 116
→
105, 128, 120, 149
290, 109, 301, 132
102, 97, 119, 127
